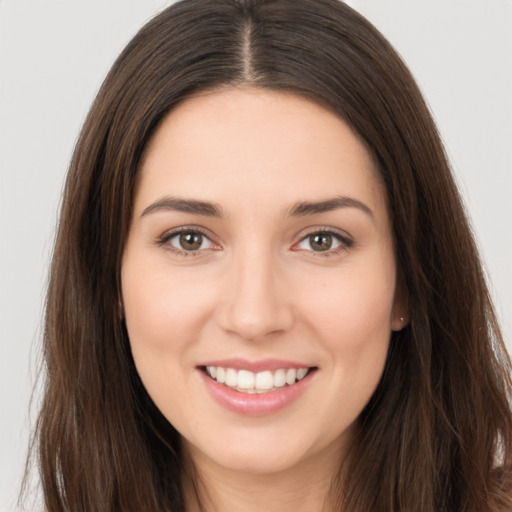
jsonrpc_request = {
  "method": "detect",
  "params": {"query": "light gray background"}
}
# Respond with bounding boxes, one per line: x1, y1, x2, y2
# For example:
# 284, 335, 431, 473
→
1, 1, 511, 510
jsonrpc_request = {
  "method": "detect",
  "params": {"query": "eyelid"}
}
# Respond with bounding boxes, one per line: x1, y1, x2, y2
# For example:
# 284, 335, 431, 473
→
155, 224, 353, 257
291, 226, 353, 254
156, 225, 221, 256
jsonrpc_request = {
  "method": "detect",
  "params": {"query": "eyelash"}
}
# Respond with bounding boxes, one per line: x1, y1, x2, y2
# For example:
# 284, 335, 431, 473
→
293, 227, 353, 257
156, 226, 353, 258
156, 226, 217, 257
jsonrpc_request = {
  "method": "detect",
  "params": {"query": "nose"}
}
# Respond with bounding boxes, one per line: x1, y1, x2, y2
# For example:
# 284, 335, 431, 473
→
216, 249, 294, 341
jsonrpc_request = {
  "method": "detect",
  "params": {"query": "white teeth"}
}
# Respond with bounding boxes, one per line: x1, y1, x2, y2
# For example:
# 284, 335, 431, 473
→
205, 366, 311, 393
237, 369, 255, 390
255, 371, 273, 390
225, 368, 237, 387
274, 369, 286, 387
296, 368, 308, 380
216, 367, 225, 384
286, 369, 297, 385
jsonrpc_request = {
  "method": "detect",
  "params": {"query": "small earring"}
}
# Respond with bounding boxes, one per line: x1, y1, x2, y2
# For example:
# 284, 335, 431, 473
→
400, 317, 404, 323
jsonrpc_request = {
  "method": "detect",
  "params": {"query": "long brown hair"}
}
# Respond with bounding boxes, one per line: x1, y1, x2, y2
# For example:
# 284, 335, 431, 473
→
26, 0, 512, 510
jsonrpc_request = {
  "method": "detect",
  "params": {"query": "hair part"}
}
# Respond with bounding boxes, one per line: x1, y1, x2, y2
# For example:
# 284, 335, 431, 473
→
25, 1, 512, 511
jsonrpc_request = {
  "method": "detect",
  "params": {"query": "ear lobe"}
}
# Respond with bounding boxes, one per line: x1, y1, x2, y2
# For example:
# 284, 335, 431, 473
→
391, 313, 408, 332
391, 278, 409, 331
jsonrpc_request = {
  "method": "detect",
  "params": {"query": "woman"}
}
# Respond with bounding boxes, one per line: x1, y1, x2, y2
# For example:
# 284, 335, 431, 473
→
28, 0, 512, 510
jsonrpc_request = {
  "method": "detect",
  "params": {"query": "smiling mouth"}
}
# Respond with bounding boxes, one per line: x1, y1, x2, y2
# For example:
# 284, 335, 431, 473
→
201, 366, 317, 394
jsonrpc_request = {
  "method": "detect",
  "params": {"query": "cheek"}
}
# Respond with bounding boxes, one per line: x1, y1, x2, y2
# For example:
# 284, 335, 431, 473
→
121, 260, 215, 421
122, 262, 214, 355
302, 264, 395, 344
296, 272, 393, 436
297, 259, 395, 395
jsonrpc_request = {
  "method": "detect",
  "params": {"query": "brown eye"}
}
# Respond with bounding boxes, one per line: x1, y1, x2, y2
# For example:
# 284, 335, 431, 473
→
295, 230, 351, 254
163, 230, 215, 253
179, 232, 203, 251
309, 233, 333, 251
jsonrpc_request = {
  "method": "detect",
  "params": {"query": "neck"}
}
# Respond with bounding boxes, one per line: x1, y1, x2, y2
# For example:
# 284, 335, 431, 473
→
181, 440, 347, 512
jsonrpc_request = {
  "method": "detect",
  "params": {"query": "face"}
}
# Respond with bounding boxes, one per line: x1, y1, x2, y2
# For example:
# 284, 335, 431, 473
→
121, 88, 405, 477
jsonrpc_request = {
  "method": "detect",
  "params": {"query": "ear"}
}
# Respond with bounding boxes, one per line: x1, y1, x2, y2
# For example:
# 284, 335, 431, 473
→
391, 277, 409, 332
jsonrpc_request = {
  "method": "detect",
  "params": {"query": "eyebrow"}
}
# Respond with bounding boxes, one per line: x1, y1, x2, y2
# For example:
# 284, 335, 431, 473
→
140, 195, 373, 219
288, 196, 374, 218
141, 197, 224, 218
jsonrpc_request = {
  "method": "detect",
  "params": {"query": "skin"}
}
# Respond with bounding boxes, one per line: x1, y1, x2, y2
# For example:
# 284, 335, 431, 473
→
121, 88, 407, 511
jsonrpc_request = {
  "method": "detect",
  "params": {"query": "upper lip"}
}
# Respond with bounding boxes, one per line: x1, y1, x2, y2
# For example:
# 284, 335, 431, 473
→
198, 358, 315, 373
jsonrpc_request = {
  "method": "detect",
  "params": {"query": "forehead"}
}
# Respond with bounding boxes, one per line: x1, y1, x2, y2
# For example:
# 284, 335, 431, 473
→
136, 88, 387, 220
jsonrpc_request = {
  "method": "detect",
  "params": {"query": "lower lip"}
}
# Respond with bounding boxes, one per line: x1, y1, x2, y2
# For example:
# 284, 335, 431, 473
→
200, 370, 314, 416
